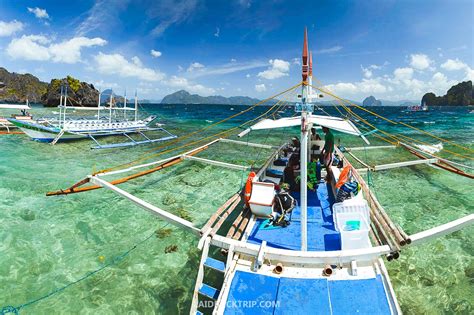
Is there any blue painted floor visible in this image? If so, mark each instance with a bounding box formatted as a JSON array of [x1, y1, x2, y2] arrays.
[[224, 271, 392, 315], [248, 182, 341, 251]]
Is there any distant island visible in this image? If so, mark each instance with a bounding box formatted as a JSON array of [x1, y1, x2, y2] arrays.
[[422, 80, 473, 106], [161, 90, 263, 105]]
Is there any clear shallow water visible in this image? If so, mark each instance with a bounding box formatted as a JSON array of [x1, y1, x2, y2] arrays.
[[0, 104, 473, 314]]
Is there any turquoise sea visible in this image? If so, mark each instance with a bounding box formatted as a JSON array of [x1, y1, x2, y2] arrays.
[[0, 104, 473, 314]]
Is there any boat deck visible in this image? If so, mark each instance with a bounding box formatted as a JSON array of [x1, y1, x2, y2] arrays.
[[247, 182, 341, 251], [224, 270, 392, 314]]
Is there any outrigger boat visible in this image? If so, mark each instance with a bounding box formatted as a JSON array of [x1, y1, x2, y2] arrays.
[[46, 29, 473, 314], [0, 101, 33, 134], [8, 87, 177, 149]]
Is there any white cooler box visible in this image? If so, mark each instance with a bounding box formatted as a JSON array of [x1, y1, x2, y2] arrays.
[[249, 181, 275, 217], [333, 199, 371, 250]]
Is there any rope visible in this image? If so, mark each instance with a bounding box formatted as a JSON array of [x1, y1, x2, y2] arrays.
[[311, 81, 474, 154], [97, 82, 303, 174], [0, 223, 170, 315]]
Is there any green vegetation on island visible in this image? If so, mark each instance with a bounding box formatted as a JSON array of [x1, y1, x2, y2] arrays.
[[422, 81, 473, 106]]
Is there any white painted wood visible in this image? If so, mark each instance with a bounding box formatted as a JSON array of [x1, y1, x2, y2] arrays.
[[98, 138, 221, 177], [219, 138, 277, 149], [409, 214, 474, 245], [374, 158, 438, 171], [210, 234, 392, 264], [357, 158, 438, 173], [348, 145, 396, 151], [254, 241, 267, 271], [190, 236, 211, 314], [183, 155, 250, 171], [89, 176, 200, 235]]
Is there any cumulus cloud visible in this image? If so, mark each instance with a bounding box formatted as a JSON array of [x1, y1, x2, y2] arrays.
[[440, 58, 473, 81], [441, 58, 467, 71], [0, 20, 24, 37], [258, 59, 290, 80], [166, 75, 215, 95], [94, 52, 165, 81], [27, 7, 50, 19], [255, 84, 266, 92], [150, 49, 162, 57], [6, 35, 106, 63], [6, 35, 51, 61], [187, 62, 205, 72], [393, 67, 414, 81], [409, 54, 432, 70]]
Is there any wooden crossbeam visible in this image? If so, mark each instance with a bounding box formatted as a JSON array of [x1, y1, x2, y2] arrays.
[[347, 145, 396, 151], [357, 158, 438, 173], [183, 155, 250, 171]]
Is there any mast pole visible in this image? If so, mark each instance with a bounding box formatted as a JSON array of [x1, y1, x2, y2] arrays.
[[63, 85, 68, 128], [124, 89, 127, 120], [300, 27, 311, 251], [109, 89, 113, 124], [97, 89, 101, 122], [134, 90, 138, 122]]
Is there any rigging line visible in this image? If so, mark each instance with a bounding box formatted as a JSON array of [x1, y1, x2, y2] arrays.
[[395, 133, 474, 162], [96, 82, 303, 174], [311, 81, 474, 154], [249, 89, 299, 167], [0, 223, 170, 315], [99, 85, 302, 174]]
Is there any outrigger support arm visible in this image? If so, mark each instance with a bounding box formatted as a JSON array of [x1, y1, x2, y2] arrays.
[[409, 214, 474, 245], [90, 175, 200, 235]]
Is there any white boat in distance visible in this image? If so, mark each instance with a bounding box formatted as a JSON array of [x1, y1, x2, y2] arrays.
[[8, 87, 177, 149]]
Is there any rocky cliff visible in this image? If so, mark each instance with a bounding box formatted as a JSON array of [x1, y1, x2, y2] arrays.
[[42, 76, 99, 107], [362, 95, 382, 106], [0, 67, 48, 103], [422, 81, 473, 106], [161, 90, 262, 105]]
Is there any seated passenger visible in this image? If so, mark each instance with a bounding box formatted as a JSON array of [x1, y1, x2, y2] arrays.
[[283, 160, 300, 192]]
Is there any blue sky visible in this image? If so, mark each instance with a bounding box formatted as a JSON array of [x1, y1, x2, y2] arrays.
[[0, 0, 472, 101]]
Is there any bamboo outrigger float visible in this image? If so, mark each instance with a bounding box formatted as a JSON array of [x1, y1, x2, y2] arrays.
[[46, 29, 473, 314]]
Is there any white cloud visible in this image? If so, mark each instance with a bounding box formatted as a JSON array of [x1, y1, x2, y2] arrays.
[[324, 82, 357, 95], [440, 58, 473, 81], [150, 0, 198, 37], [94, 52, 165, 81], [150, 49, 162, 57], [317, 46, 342, 54], [6, 35, 106, 63], [441, 58, 467, 71], [292, 58, 301, 65], [49, 37, 107, 63], [393, 67, 414, 81], [361, 66, 373, 79], [409, 54, 432, 70], [246, 74, 251, 78], [187, 60, 266, 78], [6, 35, 51, 61], [258, 59, 290, 80], [255, 84, 266, 92], [214, 27, 220, 37], [27, 7, 50, 19], [166, 75, 215, 95], [187, 62, 205, 72], [0, 20, 24, 37]]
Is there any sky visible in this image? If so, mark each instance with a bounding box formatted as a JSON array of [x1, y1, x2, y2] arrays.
[[0, 0, 472, 101]]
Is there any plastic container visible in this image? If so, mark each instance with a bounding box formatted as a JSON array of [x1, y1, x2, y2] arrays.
[[335, 212, 370, 250]]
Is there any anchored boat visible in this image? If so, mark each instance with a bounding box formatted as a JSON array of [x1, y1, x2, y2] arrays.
[[0, 101, 33, 134], [46, 29, 473, 314], [8, 87, 177, 149]]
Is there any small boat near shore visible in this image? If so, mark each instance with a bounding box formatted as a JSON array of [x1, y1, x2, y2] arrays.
[[8, 87, 177, 149], [406, 101, 428, 112]]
